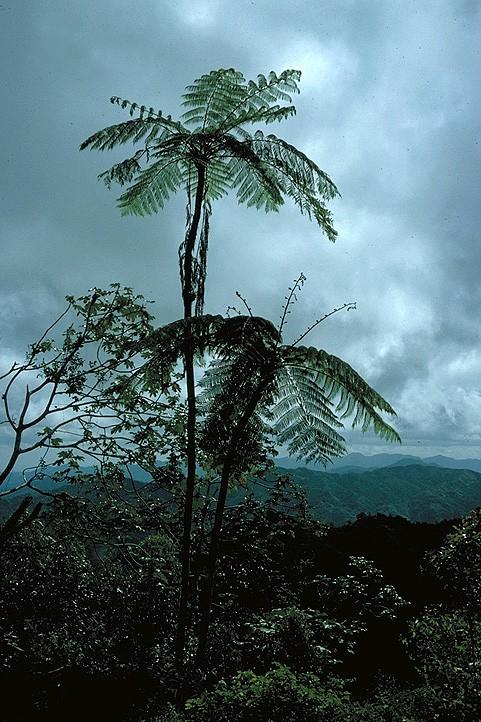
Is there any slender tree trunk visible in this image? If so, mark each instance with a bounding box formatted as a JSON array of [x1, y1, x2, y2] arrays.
[[174, 163, 206, 678], [195, 378, 269, 666]]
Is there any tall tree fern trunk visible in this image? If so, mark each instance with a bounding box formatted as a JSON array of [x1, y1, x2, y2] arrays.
[[175, 163, 206, 677], [195, 379, 269, 666]]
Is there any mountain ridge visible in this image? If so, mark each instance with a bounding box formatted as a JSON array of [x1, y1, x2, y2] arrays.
[[275, 452, 481, 474]]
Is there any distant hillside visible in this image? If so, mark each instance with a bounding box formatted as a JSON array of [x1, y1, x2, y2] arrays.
[[275, 452, 413, 472], [275, 464, 481, 524], [4, 457, 481, 527], [275, 452, 481, 474]]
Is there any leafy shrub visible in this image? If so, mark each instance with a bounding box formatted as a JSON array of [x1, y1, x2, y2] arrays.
[[407, 610, 481, 721], [310, 556, 406, 624], [184, 665, 350, 722], [427, 508, 481, 613], [242, 607, 356, 676]]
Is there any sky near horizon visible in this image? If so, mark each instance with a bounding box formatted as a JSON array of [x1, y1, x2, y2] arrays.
[[1, 0, 481, 465]]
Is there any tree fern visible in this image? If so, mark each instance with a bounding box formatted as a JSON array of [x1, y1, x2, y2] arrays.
[[81, 67, 341, 675], [198, 332, 400, 469], [113, 309, 400, 667], [81, 67, 339, 311], [193, 307, 400, 665]]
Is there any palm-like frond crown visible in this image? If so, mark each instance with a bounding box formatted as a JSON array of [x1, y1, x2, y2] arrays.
[[199, 329, 400, 469], [115, 311, 398, 471], [127, 313, 279, 392], [80, 68, 339, 240]]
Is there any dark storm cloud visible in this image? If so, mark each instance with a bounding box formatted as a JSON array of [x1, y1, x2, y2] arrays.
[[1, 0, 480, 465]]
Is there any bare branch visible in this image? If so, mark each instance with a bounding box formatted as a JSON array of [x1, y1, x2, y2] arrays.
[[292, 301, 356, 346], [235, 291, 254, 318], [278, 273, 306, 336]]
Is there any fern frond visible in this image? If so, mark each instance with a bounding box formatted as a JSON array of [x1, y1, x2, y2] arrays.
[[181, 68, 246, 131], [217, 68, 301, 134], [221, 135, 283, 210], [274, 376, 340, 429], [115, 151, 191, 215], [250, 131, 340, 241], [268, 364, 345, 463], [98, 151, 145, 189], [80, 118, 162, 152], [199, 356, 276, 470], [204, 157, 233, 200], [110, 95, 186, 133], [281, 346, 401, 444], [80, 101, 187, 154], [280, 423, 346, 463]]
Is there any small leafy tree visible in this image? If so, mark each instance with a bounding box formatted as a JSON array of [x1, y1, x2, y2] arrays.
[[242, 607, 357, 678], [428, 508, 481, 615], [0, 286, 178, 545], [0, 512, 179, 721], [407, 611, 481, 721]]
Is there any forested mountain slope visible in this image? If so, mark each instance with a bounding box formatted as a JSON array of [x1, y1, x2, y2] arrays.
[[273, 464, 481, 524]]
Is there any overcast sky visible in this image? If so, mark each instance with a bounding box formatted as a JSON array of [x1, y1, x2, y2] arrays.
[[1, 0, 480, 465]]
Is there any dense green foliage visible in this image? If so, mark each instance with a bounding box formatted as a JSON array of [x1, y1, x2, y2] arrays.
[[183, 666, 350, 722], [1, 479, 480, 721]]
